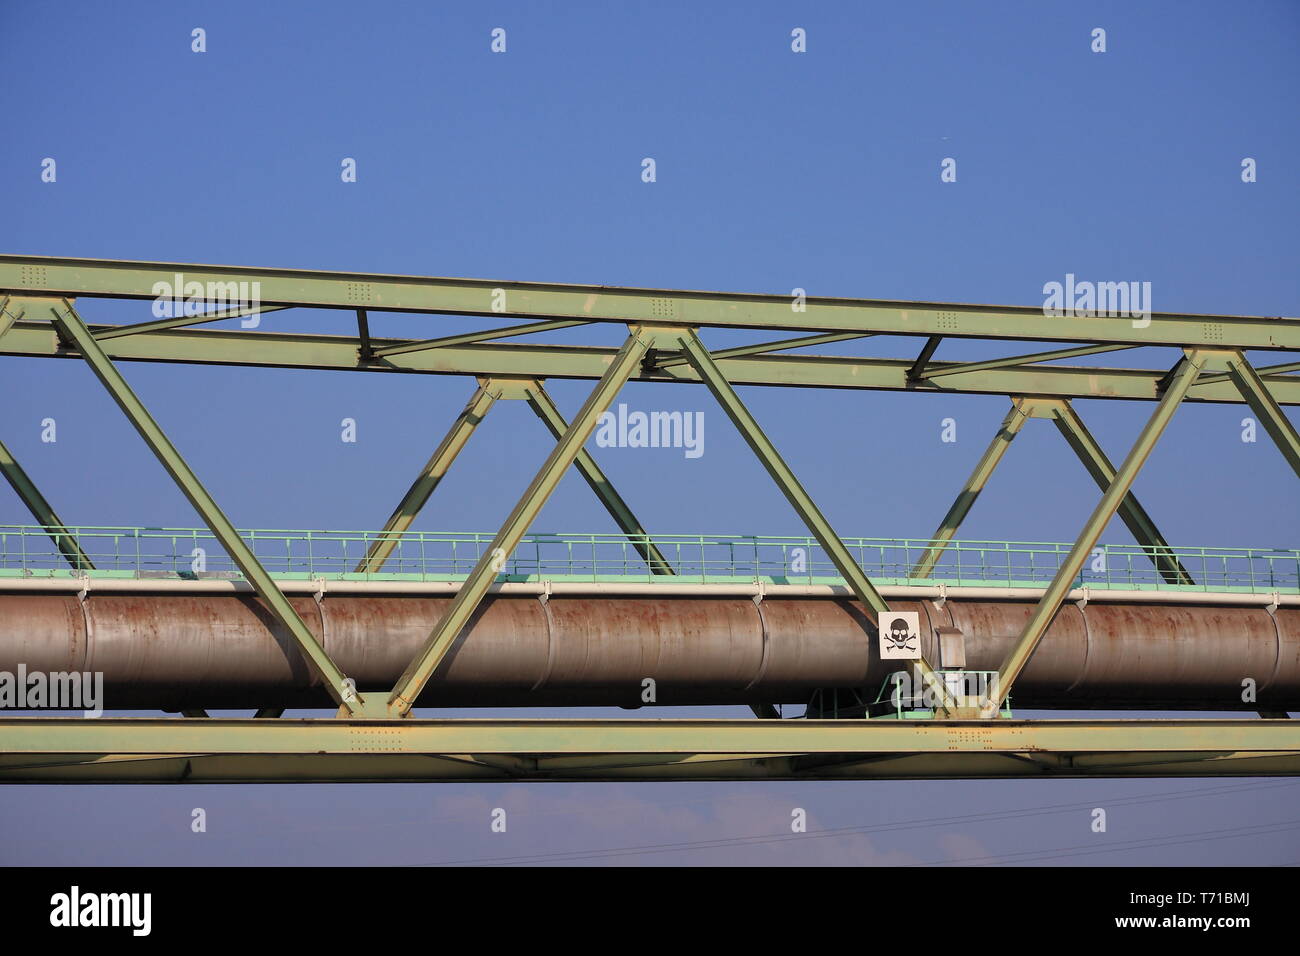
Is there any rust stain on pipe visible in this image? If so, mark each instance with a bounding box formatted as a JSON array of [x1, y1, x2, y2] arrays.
[[0, 593, 1295, 711]]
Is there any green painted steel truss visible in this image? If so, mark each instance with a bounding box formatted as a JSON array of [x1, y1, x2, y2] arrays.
[[0, 256, 1297, 781]]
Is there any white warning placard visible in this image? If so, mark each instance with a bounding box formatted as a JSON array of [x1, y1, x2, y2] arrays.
[[879, 611, 921, 660]]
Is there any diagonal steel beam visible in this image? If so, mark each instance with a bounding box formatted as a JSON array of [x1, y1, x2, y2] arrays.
[[354, 382, 501, 573], [371, 319, 590, 359], [521, 380, 675, 575], [919, 344, 1135, 380], [93, 304, 288, 340], [1196, 359, 1300, 386], [653, 332, 875, 369], [1224, 351, 1300, 478], [0, 296, 14, 338], [1048, 400, 1194, 584], [911, 400, 1033, 577], [982, 352, 1210, 716], [913, 397, 1197, 584], [675, 329, 888, 610], [357, 375, 675, 576], [0, 296, 94, 569], [674, 328, 956, 714], [386, 329, 654, 717], [47, 299, 358, 712], [0, 438, 94, 570]]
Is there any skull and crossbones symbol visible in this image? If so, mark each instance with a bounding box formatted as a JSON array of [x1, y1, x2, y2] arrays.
[[883, 616, 918, 652]]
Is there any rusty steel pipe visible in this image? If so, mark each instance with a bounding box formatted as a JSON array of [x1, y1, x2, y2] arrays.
[[0, 592, 1295, 711]]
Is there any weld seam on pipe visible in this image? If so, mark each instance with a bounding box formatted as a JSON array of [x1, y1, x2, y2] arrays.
[[530, 594, 557, 693], [1263, 602, 1284, 696], [743, 596, 772, 692], [1065, 602, 1093, 695]]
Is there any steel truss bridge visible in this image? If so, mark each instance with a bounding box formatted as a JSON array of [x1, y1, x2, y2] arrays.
[[0, 254, 1297, 783]]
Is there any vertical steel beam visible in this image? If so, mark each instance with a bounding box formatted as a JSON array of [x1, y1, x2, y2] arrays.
[[675, 329, 955, 714], [522, 381, 675, 575], [387, 329, 653, 717], [906, 336, 943, 381], [355, 382, 501, 573], [356, 309, 373, 361], [0, 438, 95, 570], [911, 401, 1031, 577], [983, 352, 1209, 715], [47, 300, 357, 712], [1225, 352, 1300, 478]]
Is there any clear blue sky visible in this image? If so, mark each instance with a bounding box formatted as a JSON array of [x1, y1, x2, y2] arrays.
[[0, 0, 1297, 866]]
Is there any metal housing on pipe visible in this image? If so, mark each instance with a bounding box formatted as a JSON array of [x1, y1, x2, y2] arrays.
[[1, 591, 1295, 712]]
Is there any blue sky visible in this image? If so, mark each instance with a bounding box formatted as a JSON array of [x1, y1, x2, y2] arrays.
[[0, 0, 1297, 865]]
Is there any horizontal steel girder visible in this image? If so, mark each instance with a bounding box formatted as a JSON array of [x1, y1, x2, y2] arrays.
[[0, 718, 1296, 782], [2, 255, 1296, 349], [1, 321, 1297, 405]]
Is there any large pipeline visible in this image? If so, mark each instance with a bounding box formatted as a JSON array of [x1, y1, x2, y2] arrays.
[[1, 584, 1296, 711]]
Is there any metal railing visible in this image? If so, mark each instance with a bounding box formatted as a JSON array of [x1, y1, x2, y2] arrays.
[[0, 525, 1296, 593]]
